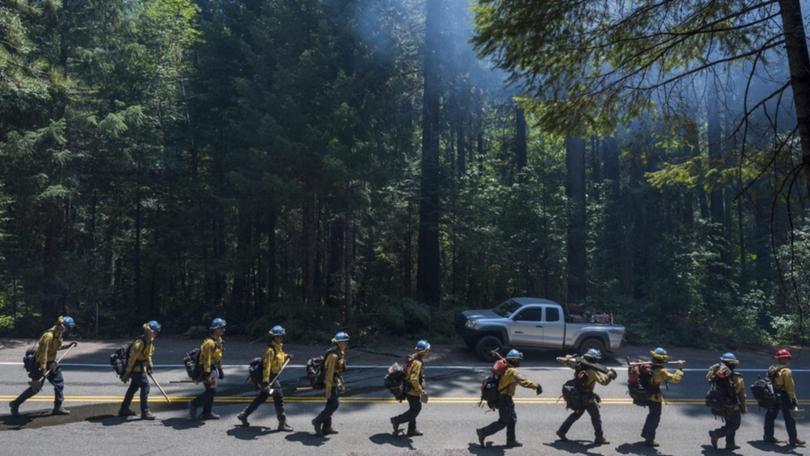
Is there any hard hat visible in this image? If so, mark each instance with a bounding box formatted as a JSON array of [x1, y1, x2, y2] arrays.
[[146, 320, 162, 332], [583, 348, 602, 361], [269, 325, 286, 337], [650, 347, 669, 362], [775, 348, 792, 360], [209, 317, 227, 330], [60, 316, 76, 329], [415, 340, 431, 352], [506, 349, 523, 360], [332, 331, 350, 343], [720, 352, 738, 366]]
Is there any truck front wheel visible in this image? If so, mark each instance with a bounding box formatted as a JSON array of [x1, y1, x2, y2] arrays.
[[475, 335, 503, 362]]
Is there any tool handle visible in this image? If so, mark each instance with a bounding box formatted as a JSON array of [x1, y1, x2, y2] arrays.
[[148, 372, 172, 404]]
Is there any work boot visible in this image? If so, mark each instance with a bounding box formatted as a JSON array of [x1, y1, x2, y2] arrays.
[[277, 418, 293, 432], [506, 441, 523, 448], [188, 402, 198, 420], [644, 440, 659, 447], [476, 428, 486, 448], [117, 408, 136, 418], [141, 410, 156, 420], [763, 436, 779, 444], [789, 440, 806, 447], [594, 435, 609, 445], [200, 412, 220, 420], [556, 430, 568, 442], [390, 417, 400, 436], [52, 407, 70, 416], [237, 412, 250, 427], [709, 431, 719, 450], [322, 427, 338, 435], [9, 401, 19, 417], [726, 444, 740, 451], [312, 419, 323, 437], [407, 429, 424, 437]]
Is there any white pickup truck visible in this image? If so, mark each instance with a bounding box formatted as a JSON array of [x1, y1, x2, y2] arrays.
[[456, 297, 626, 361]]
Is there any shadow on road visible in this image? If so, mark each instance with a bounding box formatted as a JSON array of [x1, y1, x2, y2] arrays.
[[85, 414, 129, 426], [226, 425, 276, 440], [747, 440, 803, 455], [699, 444, 743, 455], [543, 440, 601, 455], [466, 442, 505, 455], [0, 412, 40, 429], [368, 432, 414, 449], [285, 430, 327, 447], [161, 417, 204, 430], [614, 441, 674, 456]]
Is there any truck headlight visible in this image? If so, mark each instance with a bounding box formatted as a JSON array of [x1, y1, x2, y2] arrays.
[[465, 320, 480, 330]]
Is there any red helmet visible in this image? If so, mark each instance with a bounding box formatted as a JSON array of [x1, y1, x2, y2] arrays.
[[775, 348, 792, 360]]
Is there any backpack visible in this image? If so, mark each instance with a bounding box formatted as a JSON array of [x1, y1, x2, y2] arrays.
[[183, 348, 202, 381], [248, 357, 264, 385], [384, 362, 407, 401], [627, 362, 655, 406], [22, 348, 37, 374], [480, 359, 509, 409], [706, 375, 739, 417], [750, 373, 779, 409], [307, 348, 340, 390], [480, 374, 501, 410], [110, 336, 145, 379], [562, 368, 592, 410]]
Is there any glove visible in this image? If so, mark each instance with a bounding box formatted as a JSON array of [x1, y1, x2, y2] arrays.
[[218, 369, 225, 380], [146, 367, 153, 375], [261, 381, 270, 390], [121, 373, 130, 383], [535, 385, 543, 395], [608, 369, 617, 380], [420, 392, 429, 404]]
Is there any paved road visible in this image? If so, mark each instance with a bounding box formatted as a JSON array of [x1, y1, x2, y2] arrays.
[[0, 339, 807, 455]]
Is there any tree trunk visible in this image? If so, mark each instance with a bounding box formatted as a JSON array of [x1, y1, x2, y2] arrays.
[[778, 0, 810, 199], [707, 88, 724, 225], [515, 106, 527, 171], [302, 194, 318, 307], [565, 136, 587, 305], [416, 0, 442, 306]]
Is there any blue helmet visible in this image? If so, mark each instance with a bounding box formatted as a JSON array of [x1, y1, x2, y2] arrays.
[[651, 347, 669, 362], [506, 349, 523, 360], [720, 352, 738, 366], [333, 331, 350, 343], [583, 348, 602, 361], [415, 340, 431, 352], [209, 317, 226, 331], [60, 316, 76, 330], [269, 325, 286, 337], [146, 320, 161, 332]]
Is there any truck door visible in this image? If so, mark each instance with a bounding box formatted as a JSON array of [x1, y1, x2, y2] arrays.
[[509, 306, 544, 346], [542, 305, 566, 348]]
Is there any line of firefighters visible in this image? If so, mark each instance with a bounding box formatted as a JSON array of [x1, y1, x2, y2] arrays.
[[6, 316, 806, 451]]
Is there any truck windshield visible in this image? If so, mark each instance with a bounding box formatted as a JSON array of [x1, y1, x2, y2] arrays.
[[493, 300, 522, 318]]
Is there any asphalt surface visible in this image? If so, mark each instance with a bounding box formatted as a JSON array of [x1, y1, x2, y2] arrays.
[[0, 338, 807, 455]]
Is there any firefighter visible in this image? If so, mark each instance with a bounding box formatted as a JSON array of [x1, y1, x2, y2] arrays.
[[118, 320, 161, 420], [641, 347, 683, 447], [9, 316, 78, 417], [312, 331, 349, 437], [707, 353, 746, 450], [476, 349, 543, 448], [556, 348, 617, 445], [189, 317, 225, 420], [390, 340, 430, 437], [764, 349, 805, 447], [237, 325, 293, 431]]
